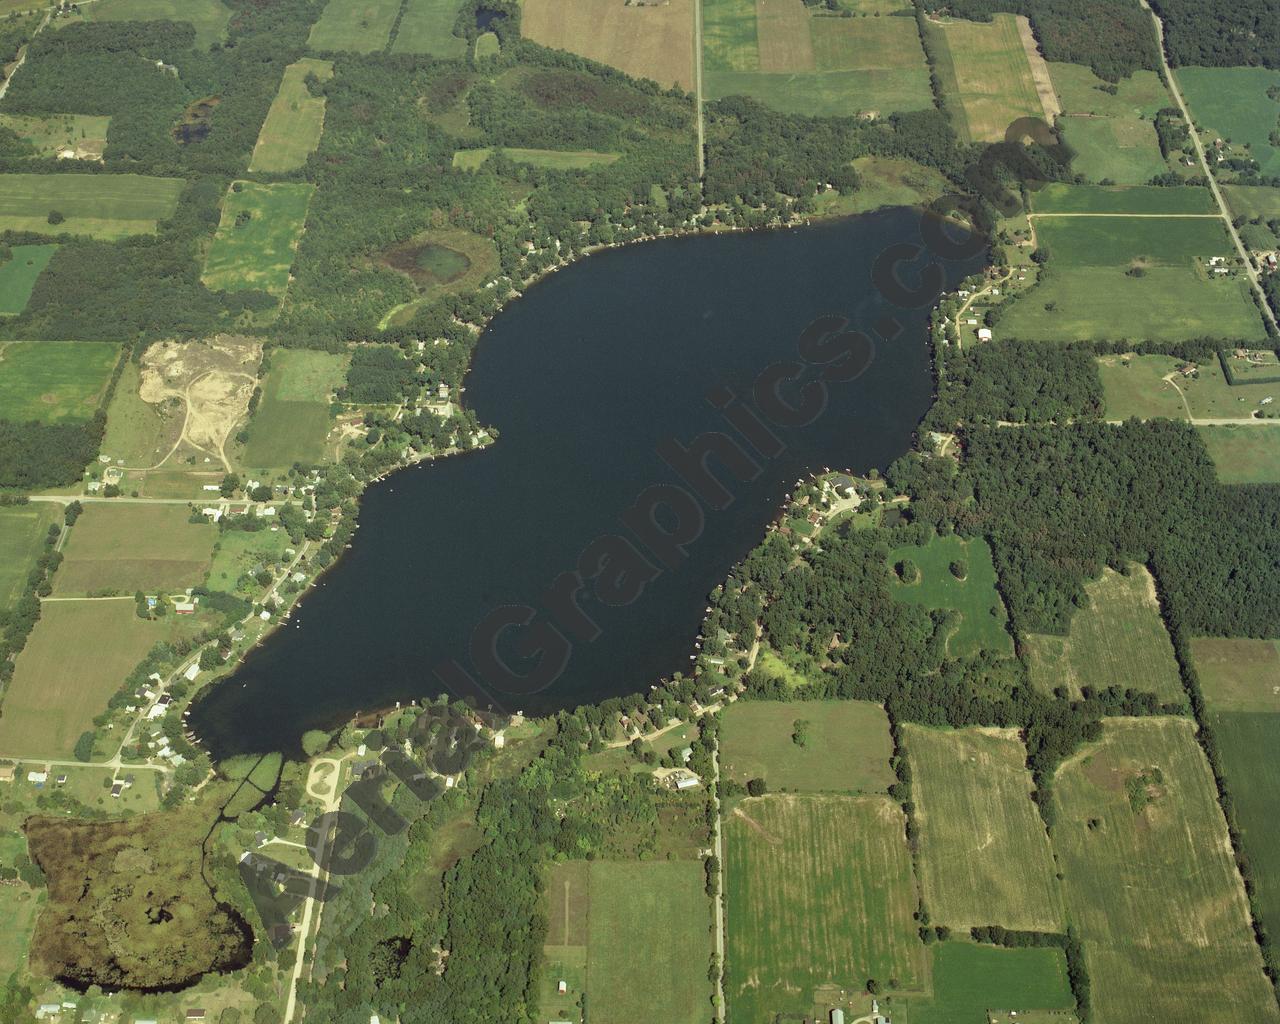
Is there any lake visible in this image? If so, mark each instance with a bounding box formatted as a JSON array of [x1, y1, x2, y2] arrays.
[[189, 208, 985, 758]]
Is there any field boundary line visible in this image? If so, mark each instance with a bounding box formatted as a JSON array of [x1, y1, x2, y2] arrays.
[[695, 0, 705, 179]]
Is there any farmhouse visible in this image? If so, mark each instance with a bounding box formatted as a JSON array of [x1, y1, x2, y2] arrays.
[[0, 764, 14, 783], [977, 327, 993, 342]]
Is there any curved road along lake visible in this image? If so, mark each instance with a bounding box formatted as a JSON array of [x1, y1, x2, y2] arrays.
[[190, 208, 985, 758]]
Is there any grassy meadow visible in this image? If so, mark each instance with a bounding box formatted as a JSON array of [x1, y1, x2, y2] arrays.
[[718, 699, 894, 794], [54, 504, 216, 596], [813, 155, 951, 216], [249, 59, 334, 174], [1052, 717, 1276, 1024], [0, 244, 57, 316], [1099, 353, 1280, 421], [1048, 63, 1171, 184], [100, 360, 181, 467], [887, 533, 1012, 656], [0, 503, 59, 613], [64, 0, 231, 47], [202, 182, 314, 298], [1177, 66, 1280, 178], [904, 725, 1064, 932], [901, 941, 1075, 1023], [543, 859, 710, 1024], [725, 794, 926, 1021], [1198, 425, 1280, 482], [205, 529, 291, 594], [0, 602, 182, 756], [925, 13, 1043, 142], [0, 174, 184, 239], [1025, 566, 1185, 703], [451, 147, 621, 171], [307, 0, 404, 52], [1194, 637, 1280, 938], [391, 0, 469, 57], [240, 349, 347, 471], [0, 113, 110, 160], [0, 341, 118, 424]]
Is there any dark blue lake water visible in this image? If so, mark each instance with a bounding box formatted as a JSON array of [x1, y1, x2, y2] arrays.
[[189, 208, 984, 758]]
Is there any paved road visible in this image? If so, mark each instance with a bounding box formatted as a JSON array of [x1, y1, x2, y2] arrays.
[[284, 754, 350, 1024], [1141, 0, 1278, 335], [30, 494, 205, 505]]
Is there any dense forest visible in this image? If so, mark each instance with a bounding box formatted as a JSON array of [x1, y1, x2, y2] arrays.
[[0, 415, 105, 489], [926, 340, 1104, 426], [1148, 0, 1280, 68]]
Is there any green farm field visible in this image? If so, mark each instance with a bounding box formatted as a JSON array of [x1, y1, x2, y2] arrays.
[[451, 147, 621, 171], [1223, 185, 1280, 221], [1192, 637, 1280, 714], [0, 244, 57, 316], [0, 601, 187, 757], [1198, 425, 1280, 482], [240, 349, 346, 471], [725, 794, 926, 1022], [1059, 116, 1167, 185], [0, 113, 110, 160], [719, 699, 894, 794], [904, 725, 1064, 931], [308, 0, 400, 53], [900, 941, 1075, 1023], [1177, 66, 1280, 178], [1099, 353, 1280, 421], [924, 13, 1043, 142], [0, 174, 184, 239], [54, 503, 216, 596], [202, 182, 314, 298], [390, 0, 469, 57], [1024, 565, 1185, 702], [1029, 183, 1215, 215], [1003, 215, 1264, 341], [0, 503, 59, 613], [1053, 717, 1277, 1024], [703, 0, 932, 116], [0, 341, 119, 424], [887, 533, 1011, 656], [543, 859, 710, 1024], [249, 59, 334, 174], [1029, 212, 1229, 261], [63, 0, 231, 46], [1194, 637, 1280, 936]]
